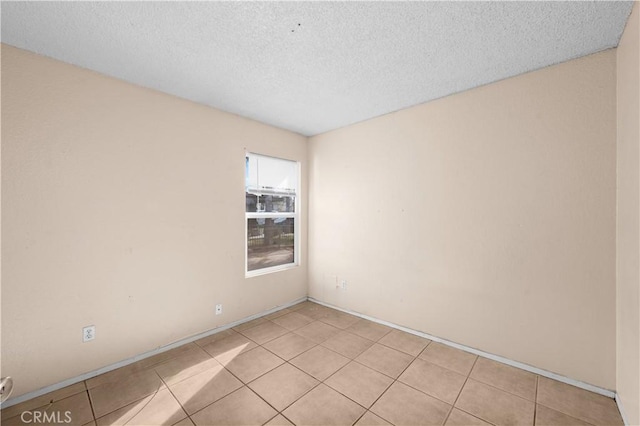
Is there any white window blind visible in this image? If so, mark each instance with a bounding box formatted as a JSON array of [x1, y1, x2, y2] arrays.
[[246, 153, 298, 196]]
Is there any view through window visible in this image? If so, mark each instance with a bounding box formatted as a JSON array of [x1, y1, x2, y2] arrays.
[[245, 153, 298, 274]]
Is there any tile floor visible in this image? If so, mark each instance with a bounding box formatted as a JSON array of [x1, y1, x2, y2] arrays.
[[1, 302, 624, 426]]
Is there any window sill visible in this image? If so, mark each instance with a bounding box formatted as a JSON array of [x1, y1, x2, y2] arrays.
[[245, 263, 298, 278]]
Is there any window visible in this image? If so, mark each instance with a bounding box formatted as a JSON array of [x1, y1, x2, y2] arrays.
[[245, 153, 299, 275]]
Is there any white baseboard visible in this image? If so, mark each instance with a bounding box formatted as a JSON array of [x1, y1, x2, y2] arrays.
[[1, 297, 306, 409], [308, 297, 617, 400], [615, 393, 630, 426], [6, 295, 624, 423]]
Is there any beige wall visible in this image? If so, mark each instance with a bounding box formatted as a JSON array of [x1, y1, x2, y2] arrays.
[[1, 23, 631, 403], [616, 2, 640, 424], [309, 50, 617, 389], [1, 44, 308, 398]]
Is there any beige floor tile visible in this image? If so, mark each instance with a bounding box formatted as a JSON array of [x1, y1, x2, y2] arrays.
[[233, 317, 268, 332], [271, 312, 314, 331], [371, 381, 451, 425], [200, 332, 257, 365], [172, 418, 195, 426], [154, 347, 220, 386], [282, 383, 366, 426], [536, 377, 622, 426], [295, 303, 332, 320], [456, 379, 535, 425], [89, 369, 165, 418], [355, 411, 392, 425], [86, 344, 201, 390], [239, 321, 289, 345], [85, 362, 149, 390], [194, 328, 239, 347], [2, 412, 32, 425], [535, 404, 593, 426], [294, 321, 341, 343], [347, 320, 392, 342], [3, 391, 94, 426], [321, 331, 374, 359], [399, 358, 466, 404], [288, 301, 313, 311], [138, 343, 202, 370], [264, 308, 292, 320], [264, 414, 294, 425], [190, 387, 276, 426], [470, 357, 537, 401], [318, 311, 361, 329], [15, 305, 624, 426], [355, 343, 414, 378], [419, 342, 478, 376], [169, 364, 243, 415], [445, 408, 492, 425], [224, 346, 284, 383], [262, 332, 317, 360], [378, 329, 431, 356], [1, 382, 87, 421], [325, 361, 393, 408], [96, 388, 186, 426], [290, 345, 350, 381], [248, 363, 319, 411]]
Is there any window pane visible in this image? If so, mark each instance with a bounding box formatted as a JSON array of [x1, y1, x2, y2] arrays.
[[247, 218, 295, 271], [246, 193, 295, 213]]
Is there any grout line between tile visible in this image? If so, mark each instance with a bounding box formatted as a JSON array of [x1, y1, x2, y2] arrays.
[[348, 344, 413, 382], [172, 354, 253, 419], [279, 341, 321, 363], [262, 340, 320, 363], [534, 402, 599, 426], [533, 375, 539, 425], [175, 415, 195, 426], [95, 377, 164, 425], [317, 373, 368, 412], [85, 385, 98, 423], [464, 376, 539, 404], [8, 302, 612, 426], [351, 411, 368, 426], [442, 355, 480, 425], [236, 350, 287, 384], [394, 364, 469, 409], [374, 338, 431, 358], [278, 409, 298, 426], [243, 381, 283, 418], [453, 407, 499, 426], [359, 345, 422, 426], [266, 333, 378, 422], [262, 412, 280, 425], [274, 361, 323, 413], [312, 370, 376, 424], [310, 298, 617, 399], [159, 371, 192, 425], [186, 380, 246, 419]]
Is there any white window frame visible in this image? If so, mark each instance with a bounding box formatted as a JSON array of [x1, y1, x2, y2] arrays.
[[245, 153, 300, 277]]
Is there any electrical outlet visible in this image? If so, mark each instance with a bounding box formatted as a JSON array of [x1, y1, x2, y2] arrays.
[[341, 280, 347, 290], [0, 377, 14, 403], [83, 325, 96, 342], [215, 304, 223, 315]]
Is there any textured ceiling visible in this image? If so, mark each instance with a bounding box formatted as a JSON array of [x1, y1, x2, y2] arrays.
[[1, 1, 634, 136]]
